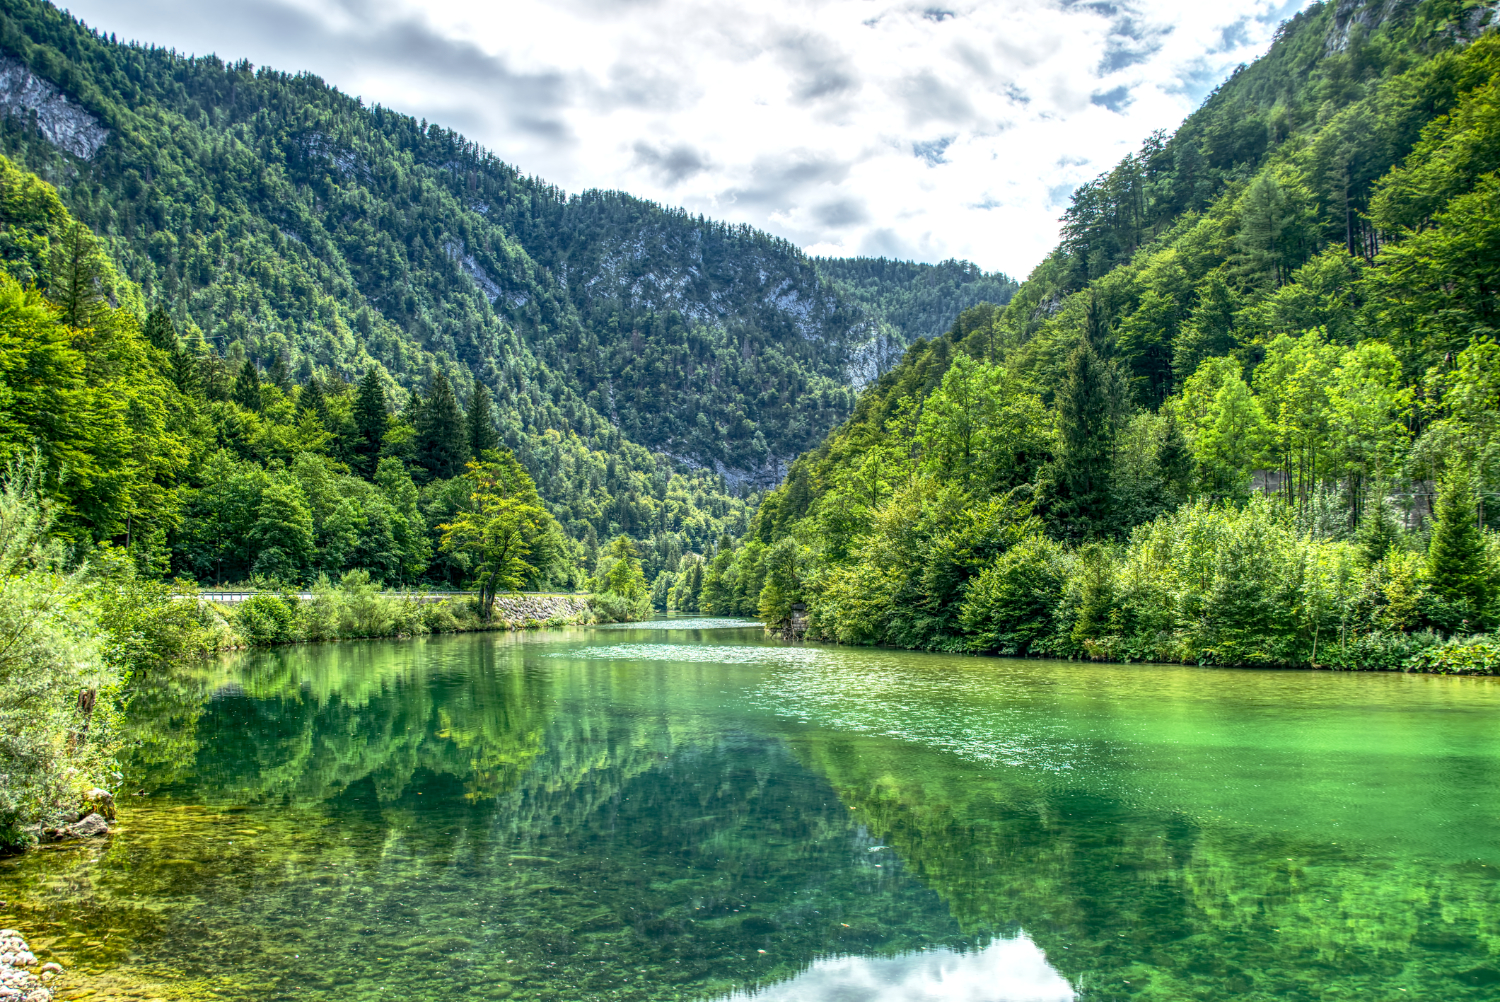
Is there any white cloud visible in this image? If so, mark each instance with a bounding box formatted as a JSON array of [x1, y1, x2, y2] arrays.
[[71, 0, 1311, 278], [723, 933, 1077, 1001]]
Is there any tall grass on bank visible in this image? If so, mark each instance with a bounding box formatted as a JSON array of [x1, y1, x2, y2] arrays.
[[224, 571, 486, 646]]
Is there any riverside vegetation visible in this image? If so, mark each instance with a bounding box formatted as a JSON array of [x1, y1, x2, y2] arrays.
[[699, 0, 1500, 675], [1, 0, 1499, 850]]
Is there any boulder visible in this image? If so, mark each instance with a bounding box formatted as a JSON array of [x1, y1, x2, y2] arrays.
[[81, 788, 115, 821], [65, 813, 108, 838]]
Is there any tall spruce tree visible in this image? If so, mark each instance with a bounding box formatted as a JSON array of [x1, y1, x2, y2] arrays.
[[468, 381, 499, 458], [143, 306, 177, 352], [173, 327, 205, 398], [1357, 488, 1400, 566], [232, 360, 262, 412], [267, 353, 293, 395], [1048, 341, 1121, 539], [1426, 465, 1489, 615], [1156, 409, 1193, 501], [353, 368, 389, 476], [416, 371, 469, 480], [298, 373, 328, 422]]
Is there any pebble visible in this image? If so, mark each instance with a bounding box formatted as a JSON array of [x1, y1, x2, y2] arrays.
[[0, 932, 51, 1002]]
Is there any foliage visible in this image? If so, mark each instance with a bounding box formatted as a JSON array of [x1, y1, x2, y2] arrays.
[[588, 535, 651, 623], [1405, 638, 1500, 674], [1424, 464, 1489, 627], [221, 573, 480, 646], [439, 455, 561, 620], [814, 257, 1018, 346], [693, 1, 1500, 670]]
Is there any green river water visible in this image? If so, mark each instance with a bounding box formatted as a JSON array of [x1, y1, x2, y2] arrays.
[[3, 621, 1500, 1001]]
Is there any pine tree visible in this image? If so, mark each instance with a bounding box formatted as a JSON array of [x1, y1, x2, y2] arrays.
[[173, 327, 206, 398], [468, 381, 499, 458], [1048, 341, 1120, 539], [298, 373, 328, 422], [353, 368, 389, 475], [49, 222, 104, 328], [1426, 465, 1489, 613], [232, 360, 262, 412], [780, 465, 812, 526], [1172, 272, 1239, 384], [1156, 409, 1193, 501], [1357, 488, 1400, 566], [143, 306, 177, 352], [267, 353, 293, 395], [415, 371, 468, 480]]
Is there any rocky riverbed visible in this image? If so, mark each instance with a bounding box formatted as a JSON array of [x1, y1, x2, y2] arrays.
[[0, 929, 56, 1002]]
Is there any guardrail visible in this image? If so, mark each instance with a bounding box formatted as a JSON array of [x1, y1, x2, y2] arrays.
[[196, 590, 481, 605], [191, 590, 588, 605]]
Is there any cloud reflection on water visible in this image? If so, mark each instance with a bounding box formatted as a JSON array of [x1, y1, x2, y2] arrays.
[[725, 935, 1075, 1002]]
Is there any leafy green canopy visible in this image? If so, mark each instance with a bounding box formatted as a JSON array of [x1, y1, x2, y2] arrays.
[[692, 0, 1500, 666]]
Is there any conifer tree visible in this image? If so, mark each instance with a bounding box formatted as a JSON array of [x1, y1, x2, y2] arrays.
[[267, 353, 293, 395], [1426, 465, 1488, 613], [1156, 409, 1193, 501], [232, 360, 262, 412], [49, 222, 104, 328], [468, 381, 499, 458], [1048, 341, 1120, 538], [173, 327, 206, 398], [353, 369, 389, 475], [298, 373, 328, 422], [415, 371, 468, 480], [143, 306, 177, 352], [1357, 488, 1400, 566]]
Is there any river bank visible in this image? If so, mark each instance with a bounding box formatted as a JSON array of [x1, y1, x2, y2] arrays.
[[768, 616, 1500, 675], [199, 585, 594, 649], [0, 929, 54, 1002]]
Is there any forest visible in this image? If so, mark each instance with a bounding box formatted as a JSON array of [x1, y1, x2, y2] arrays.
[[3, 0, 1500, 848], [702, 0, 1500, 674]]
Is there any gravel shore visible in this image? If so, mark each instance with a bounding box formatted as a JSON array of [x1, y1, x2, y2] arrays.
[[0, 930, 55, 1002]]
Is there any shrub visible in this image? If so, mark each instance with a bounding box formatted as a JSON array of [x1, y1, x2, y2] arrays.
[[1406, 637, 1500, 674], [0, 469, 121, 848], [589, 590, 651, 624], [421, 601, 462, 634], [960, 535, 1066, 655], [233, 593, 301, 645]]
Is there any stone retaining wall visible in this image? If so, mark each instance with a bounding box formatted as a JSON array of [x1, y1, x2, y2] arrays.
[[491, 594, 591, 627]]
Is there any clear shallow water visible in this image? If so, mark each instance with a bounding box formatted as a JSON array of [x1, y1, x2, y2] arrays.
[[3, 627, 1500, 1001]]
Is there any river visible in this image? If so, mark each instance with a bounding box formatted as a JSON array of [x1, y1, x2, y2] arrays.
[[2, 621, 1499, 1001]]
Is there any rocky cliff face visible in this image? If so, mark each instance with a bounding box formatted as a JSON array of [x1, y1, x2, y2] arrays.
[[0, 56, 107, 159]]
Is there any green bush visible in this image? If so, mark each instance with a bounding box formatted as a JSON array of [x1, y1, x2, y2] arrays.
[[233, 593, 302, 645], [421, 601, 463, 634], [1315, 630, 1442, 671], [589, 590, 652, 624], [1406, 638, 1500, 675], [960, 535, 1066, 655], [0, 471, 122, 848]]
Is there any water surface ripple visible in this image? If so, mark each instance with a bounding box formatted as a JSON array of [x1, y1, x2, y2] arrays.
[[1, 626, 1497, 1002]]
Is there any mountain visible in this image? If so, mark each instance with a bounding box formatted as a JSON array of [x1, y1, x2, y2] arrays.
[[0, 0, 1012, 492], [814, 256, 1018, 364], [702, 0, 1500, 665]]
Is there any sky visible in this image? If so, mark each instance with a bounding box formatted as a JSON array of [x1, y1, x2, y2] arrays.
[[68, 0, 1310, 279]]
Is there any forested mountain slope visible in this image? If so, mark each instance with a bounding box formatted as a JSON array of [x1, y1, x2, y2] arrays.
[[702, 0, 1500, 669], [814, 256, 1018, 360], [0, 0, 1010, 488], [0, 0, 1017, 592]]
